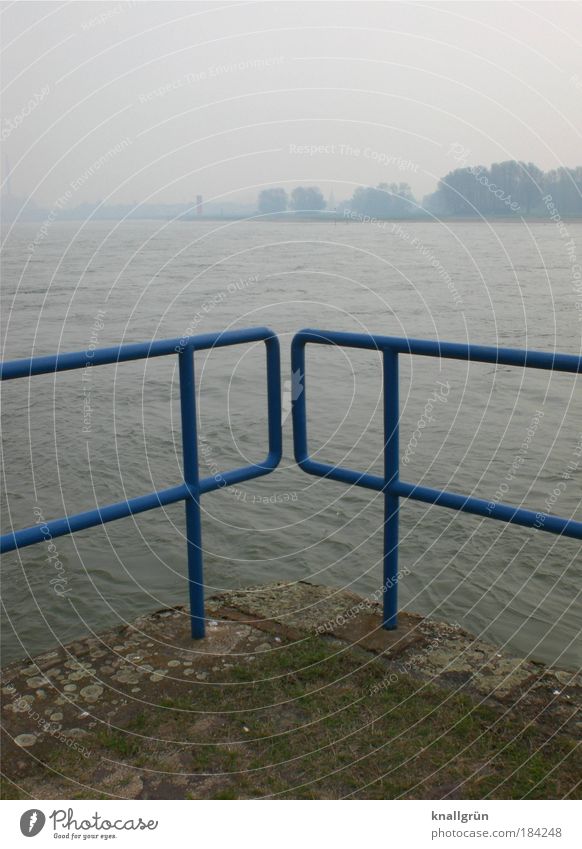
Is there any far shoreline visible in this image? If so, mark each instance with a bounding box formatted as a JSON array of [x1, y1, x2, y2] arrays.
[[177, 214, 582, 224]]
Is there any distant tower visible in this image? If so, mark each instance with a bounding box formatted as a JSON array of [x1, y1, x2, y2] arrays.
[[328, 190, 336, 211], [195, 195, 203, 215], [3, 154, 13, 197]]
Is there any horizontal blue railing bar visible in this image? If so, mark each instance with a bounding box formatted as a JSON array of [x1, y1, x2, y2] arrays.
[[290, 462, 582, 539], [292, 328, 582, 373], [393, 481, 582, 539], [0, 327, 276, 380], [1, 327, 282, 638], [1, 484, 190, 554], [295, 457, 385, 492], [198, 452, 281, 494], [291, 328, 582, 630], [1, 443, 284, 554]]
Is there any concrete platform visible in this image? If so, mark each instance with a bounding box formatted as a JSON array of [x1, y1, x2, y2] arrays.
[[2, 582, 580, 799]]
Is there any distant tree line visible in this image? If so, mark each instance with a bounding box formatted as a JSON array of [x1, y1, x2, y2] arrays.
[[257, 182, 416, 217], [258, 186, 326, 214], [343, 182, 416, 217], [258, 162, 582, 219], [424, 162, 582, 217]]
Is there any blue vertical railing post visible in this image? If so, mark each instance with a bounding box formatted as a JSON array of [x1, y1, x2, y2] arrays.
[[179, 343, 205, 639], [382, 348, 399, 630]]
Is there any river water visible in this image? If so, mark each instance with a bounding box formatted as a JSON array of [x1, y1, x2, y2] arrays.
[[1, 218, 581, 668]]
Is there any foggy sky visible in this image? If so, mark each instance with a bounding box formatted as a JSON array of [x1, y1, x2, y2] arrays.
[[1, 1, 581, 210]]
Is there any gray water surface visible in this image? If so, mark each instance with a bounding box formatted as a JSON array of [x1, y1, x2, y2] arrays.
[[1, 219, 581, 668]]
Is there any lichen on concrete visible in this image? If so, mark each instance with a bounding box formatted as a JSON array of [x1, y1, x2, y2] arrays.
[[1, 582, 580, 800]]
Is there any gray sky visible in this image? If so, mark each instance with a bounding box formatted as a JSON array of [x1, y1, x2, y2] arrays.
[[1, 1, 581, 209]]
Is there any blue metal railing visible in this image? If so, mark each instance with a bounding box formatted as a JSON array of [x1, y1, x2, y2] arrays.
[[0, 327, 282, 638], [291, 328, 582, 631], [2, 326, 580, 641]]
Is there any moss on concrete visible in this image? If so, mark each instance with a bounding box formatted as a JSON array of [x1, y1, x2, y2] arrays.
[[2, 582, 580, 799]]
